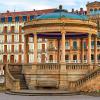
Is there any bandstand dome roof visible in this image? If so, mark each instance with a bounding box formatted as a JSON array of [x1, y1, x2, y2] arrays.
[[36, 9, 88, 20]]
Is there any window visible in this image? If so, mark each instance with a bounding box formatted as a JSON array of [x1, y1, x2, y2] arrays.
[[91, 41, 94, 49], [73, 54, 77, 60], [29, 37, 33, 42], [22, 16, 27, 21], [29, 44, 34, 51], [91, 54, 94, 60], [14, 44, 19, 52], [83, 41, 86, 49], [7, 44, 11, 52], [1, 17, 5, 23], [94, 8, 97, 11], [65, 55, 69, 60], [7, 35, 12, 43], [73, 41, 77, 49], [15, 16, 19, 22], [97, 54, 100, 60], [0, 36, 4, 43], [49, 42, 53, 48], [11, 26, 15, 32], [14, 34, 19, 42], [14, 55, 18, 63], [30, 15, 34, 21], [8, 17, 12, 22], [90, 9, 93, 12], [0, 45, 4, 52], [29, 54, 34, 63], [65, 41, 70, 49], [3, 26, 7, 33]]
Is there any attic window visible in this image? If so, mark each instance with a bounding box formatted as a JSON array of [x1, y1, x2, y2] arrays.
[[8, 17, 12, 22]]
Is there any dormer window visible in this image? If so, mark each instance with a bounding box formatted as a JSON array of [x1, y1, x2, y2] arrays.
[[30, 15, 34, 21], [15, 16, 19, 22], [1, 17, 5, 23], [8, 17, 12, 22], [22, 16, 27, 21]]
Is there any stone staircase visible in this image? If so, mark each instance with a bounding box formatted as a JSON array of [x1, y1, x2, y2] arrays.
[[8, 64, 28, 90], [70, 67, 100, 92]]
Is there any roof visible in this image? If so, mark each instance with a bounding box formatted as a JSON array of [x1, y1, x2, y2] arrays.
[[86, 1, 100, 6], [36, 10, 88, 20], [0, 9, 56, 17]]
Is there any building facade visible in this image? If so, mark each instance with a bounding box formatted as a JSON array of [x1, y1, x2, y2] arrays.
[[0, 1, 100, 92]]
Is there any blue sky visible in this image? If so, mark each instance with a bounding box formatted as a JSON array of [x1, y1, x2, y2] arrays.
[[0, 0, 99, 12]]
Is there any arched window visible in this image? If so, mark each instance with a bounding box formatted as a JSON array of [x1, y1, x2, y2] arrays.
[[73, 41, 77, 49], [94, 8, 97, 11], [90, 9, 93, 12]]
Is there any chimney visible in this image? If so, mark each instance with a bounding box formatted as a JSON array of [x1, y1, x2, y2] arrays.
[[59, 5, 63, 10], [80, 8, 83, 11], [7, 10, 10, 13], [72, 8, 74, 13]]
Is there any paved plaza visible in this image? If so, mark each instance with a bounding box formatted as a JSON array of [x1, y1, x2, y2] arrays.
[[0, 93, 99, 100]]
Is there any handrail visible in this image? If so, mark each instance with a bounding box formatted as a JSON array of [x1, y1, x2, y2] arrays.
[[69, 67, 100, 90]]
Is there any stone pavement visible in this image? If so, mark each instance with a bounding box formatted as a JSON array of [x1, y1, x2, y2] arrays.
[[0, 93, 100, 100]]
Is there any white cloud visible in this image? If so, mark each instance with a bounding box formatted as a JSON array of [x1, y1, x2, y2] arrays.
[[0, 0, 97, 12]]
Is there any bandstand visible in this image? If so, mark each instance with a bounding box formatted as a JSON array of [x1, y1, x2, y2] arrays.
[[5, 7, 100, 92]]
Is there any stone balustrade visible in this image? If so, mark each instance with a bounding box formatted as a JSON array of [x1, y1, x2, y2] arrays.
[[66, 64, 89, 70], [37, 63, 60, 70]]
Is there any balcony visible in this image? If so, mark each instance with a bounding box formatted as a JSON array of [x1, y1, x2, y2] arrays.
[[28, 49, 34, 53], [65, 60, 87, 63], [47, 46, 57, 51], [38, 49, 46, 53], [65, 46, 70, 50]]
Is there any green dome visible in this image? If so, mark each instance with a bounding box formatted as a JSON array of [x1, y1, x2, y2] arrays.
[[36, 10, 88, 20]]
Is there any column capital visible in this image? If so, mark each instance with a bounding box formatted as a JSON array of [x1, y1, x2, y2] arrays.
[[61, 30, 66, 34]]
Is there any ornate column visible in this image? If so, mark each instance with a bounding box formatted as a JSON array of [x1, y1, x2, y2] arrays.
[[81, 39, 84, 63], [24, 35, 28, 63], [61, 30, 66, 63], [94, 35, 97, 64], [34, 33, 38, 63], [59, 30, 68, 90], [88, 34, 91, 64]]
